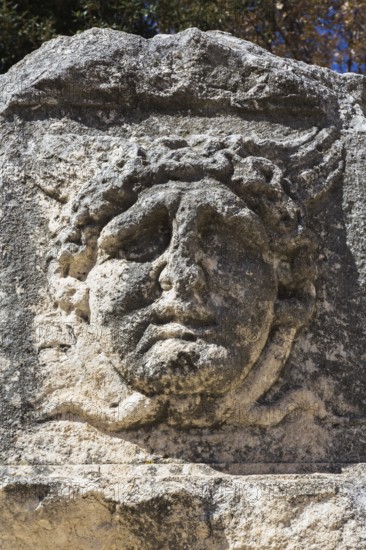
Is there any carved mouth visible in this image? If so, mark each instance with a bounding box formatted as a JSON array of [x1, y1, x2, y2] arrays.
[[137, 322, 214, 353]]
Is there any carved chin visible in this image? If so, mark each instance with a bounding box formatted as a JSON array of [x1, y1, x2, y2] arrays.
[[120, 338, 247, 396]]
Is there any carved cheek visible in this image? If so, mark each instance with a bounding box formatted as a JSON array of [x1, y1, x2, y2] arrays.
[[87, 260, 157, 324], [204, 256, 277, 339], [238, 266, 277, 343]]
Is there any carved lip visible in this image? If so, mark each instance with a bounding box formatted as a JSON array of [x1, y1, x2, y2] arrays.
[[137, 322, 214, 353]]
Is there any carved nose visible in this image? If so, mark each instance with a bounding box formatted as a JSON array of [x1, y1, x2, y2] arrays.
[[159, 258, 206, 294]]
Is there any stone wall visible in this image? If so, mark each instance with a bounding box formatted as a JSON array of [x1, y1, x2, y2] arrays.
[[1, 28, 366, 548]]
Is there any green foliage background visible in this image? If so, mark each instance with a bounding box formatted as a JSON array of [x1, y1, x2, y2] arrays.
[[1, 0, 366, 73]]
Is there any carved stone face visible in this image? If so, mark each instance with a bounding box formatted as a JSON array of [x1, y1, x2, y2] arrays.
[[87, 179, 277, 396], [44, 131, 324, 429], [22, 29, 342, 433]]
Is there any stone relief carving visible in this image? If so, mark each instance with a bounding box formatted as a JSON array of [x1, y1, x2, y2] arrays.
[[4, 29, 366, 548], [34, 128, 343, 430]]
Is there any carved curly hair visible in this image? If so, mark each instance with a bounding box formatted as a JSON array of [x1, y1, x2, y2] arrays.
[[48, 129, 343, 325]]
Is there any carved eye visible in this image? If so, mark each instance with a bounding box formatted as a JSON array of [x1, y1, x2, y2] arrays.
[[198, 213, 265, 273], [117, 222, 171, 263]]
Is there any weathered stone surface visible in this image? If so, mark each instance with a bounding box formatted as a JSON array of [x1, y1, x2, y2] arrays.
[[2, 465, 366, 549], [1, 27, 366, 547]]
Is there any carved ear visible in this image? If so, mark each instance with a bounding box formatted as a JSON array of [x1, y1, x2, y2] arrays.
[[274, 281, 316, 329], [48, 268, 90, 322]]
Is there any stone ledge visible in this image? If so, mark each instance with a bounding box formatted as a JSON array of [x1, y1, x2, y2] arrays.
[[1, 465, 366, 549]]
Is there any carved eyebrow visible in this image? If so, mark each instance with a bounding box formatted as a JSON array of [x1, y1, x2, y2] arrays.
[[192, 186, 270, 249], [229, 211, 269, 248], [197, 206, 270, 252]]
